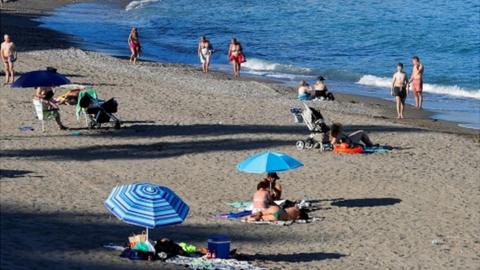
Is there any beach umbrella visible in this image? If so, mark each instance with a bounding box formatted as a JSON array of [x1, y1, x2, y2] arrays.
[[105, 182, 189, 240], [237, 151, 303, 173], [11, 68, 70, 88]]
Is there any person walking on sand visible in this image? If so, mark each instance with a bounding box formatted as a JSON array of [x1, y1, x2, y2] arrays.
[[408, 56, 424, 109], [197, 36, 213, 73], [228, 38, 245, 77], [128, 27, 141, 64], [1, 34, 17, 85], [391, 63, 408, 119]]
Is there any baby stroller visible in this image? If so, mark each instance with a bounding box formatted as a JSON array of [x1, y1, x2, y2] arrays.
[[76, 89, 121, 129], [291, 103, 332, 151]]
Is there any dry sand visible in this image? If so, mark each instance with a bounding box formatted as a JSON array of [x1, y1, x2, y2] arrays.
[[1, 2, 480, 270]]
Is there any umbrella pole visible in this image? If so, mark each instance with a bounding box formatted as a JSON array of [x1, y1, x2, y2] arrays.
[[146, 227, 149, 241]]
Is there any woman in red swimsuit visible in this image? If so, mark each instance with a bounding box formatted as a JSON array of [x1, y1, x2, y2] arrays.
[[228, 38, 245, 77], [128, 27, 141, 64]]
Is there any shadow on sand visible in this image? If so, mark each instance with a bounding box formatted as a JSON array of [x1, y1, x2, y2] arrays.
[[0, 208, 339, 269], [331, 198, 401, 208], [241, 252, 346, 263], [0, 169, 34, 179]]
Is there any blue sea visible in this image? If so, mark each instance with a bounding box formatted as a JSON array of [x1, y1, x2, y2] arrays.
[[38, 0, 480, 128]]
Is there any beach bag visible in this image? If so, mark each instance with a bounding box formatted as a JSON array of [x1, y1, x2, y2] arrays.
[[133, 240, 156, 253], [120, 247, 155, 261], [128, 231, 147, 248], [154, 238, 187, 260]]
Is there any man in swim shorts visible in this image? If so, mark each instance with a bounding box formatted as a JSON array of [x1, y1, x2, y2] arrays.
[[1, 34, 17, 85], [408, 56, 424, 109], [391, 63, 408, 119]]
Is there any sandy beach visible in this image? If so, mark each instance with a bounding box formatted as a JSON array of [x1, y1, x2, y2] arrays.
[[1, 1, 480, 270]]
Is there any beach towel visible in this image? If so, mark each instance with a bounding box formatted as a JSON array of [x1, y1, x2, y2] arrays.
[[225, 200, 286, 211], [210, 210, 252, 219], [166, 255, 267, 270], [241, 219, 294, 226], [226, 201, 252, 210], [75, 88, 98, 119], [363, 146, 391, 154]]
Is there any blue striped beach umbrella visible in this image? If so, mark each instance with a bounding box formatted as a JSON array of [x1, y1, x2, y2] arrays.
[[105, 182, 189, 239]]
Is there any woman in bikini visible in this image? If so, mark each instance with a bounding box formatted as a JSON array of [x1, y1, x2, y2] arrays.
[[247, 203, 307, 222], [251, 180, 272, 214], [197, 36, 213, 73], [228, 38, 245, 78], [128, 27, 141, 64]]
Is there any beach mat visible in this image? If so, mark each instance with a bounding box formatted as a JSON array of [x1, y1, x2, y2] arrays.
[[363, 146, 391, 154], [210, 210, 252, 219], [166, 256, 268, 270]]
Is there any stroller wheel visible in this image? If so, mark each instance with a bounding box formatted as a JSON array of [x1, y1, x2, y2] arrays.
[[296, 140, 305, 150], [305, 139, 314, 149], [114, 121, 121, 129]]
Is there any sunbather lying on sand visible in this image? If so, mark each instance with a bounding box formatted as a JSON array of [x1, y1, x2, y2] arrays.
[[330, 122, 375, 147], [245, 203, 308, 222]]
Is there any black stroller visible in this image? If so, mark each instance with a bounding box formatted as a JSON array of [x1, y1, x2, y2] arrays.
[[77, 89, 121, 129], [291, 103, 332, 151]]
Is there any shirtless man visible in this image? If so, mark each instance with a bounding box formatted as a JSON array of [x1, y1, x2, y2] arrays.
[[408, 56, 424, 109], [391, 63, 409, 118], [1, 34, 17, 85]]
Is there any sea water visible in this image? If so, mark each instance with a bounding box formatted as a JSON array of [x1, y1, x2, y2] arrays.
[[38, 0, 480, 128]]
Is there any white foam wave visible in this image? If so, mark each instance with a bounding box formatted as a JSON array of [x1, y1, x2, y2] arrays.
[[357, 75, 480, 100], [125, 0, 161, 11], [242, 58, 313, 75]]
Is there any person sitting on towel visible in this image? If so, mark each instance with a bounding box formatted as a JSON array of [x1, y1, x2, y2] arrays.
[[262, 172, 282, 200], [313, 76, 335, 100]]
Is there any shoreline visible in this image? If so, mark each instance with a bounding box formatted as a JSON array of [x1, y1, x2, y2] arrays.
[[1, 2, 480, 270], [1, 1, 478, 136]]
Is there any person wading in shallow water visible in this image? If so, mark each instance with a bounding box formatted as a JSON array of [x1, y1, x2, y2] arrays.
[[408, 55, 424, 109], [128, 27, 141, 64]]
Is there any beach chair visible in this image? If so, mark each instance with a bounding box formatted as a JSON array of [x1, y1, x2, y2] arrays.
[[32, 99, 57, 132]]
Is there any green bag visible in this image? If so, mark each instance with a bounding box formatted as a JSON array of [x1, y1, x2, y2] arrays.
[[179, 242, 197, 254], [133, 241, 155, 253]]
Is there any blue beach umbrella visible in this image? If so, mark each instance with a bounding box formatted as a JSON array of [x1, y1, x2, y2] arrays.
[[237, 151, 303, 173], [11, 68, 70, 88], [105, 182, 189, 240]]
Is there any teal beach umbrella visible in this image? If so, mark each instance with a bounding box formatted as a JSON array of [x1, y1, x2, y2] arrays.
[[237, 151, 303, 173]]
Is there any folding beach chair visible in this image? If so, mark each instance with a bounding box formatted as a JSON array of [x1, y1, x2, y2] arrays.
[[33, 99, 58, 132]]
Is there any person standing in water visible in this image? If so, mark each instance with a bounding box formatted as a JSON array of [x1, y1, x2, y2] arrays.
[[128, 28, 141, 64], [228, 38, 245, 77], [408, 56, 424, 109], [391, 63, 408, 119], [1, 34, 17, 85], [197, 36, 213, 73]]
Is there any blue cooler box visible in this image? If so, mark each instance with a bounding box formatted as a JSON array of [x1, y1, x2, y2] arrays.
[[207, 235, 230, 259]]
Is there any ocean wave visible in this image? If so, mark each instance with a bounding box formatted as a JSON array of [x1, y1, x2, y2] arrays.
[[357, 75, 480, 100], [125, 0, 161, 11], [242, 58, 313, 75]]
